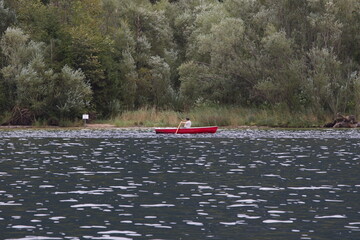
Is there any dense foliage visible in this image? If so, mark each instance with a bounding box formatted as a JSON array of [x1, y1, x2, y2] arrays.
[[1, 0, 360, 124]]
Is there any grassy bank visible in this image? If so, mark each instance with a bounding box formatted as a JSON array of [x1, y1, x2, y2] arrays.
[[105, 106, 329, 128]]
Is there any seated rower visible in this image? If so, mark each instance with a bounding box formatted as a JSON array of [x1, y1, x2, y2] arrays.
[[181, 117, 192, 128]]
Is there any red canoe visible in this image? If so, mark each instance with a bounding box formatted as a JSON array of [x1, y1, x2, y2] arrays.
[[155, 126, 218, 134]]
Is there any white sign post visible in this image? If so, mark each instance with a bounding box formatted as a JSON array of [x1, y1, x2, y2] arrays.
[[82, 114, 89, 126]]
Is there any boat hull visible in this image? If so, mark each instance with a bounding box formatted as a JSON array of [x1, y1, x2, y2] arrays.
[[155, 126, 218, 134]]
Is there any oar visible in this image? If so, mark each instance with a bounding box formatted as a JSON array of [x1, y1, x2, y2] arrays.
[[175, 121, 182, 134]]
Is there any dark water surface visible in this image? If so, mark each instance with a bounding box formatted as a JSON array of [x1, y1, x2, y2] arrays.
[[1, 129, 360, 239]]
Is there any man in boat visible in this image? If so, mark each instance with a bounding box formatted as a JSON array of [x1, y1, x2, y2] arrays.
[[180, 117, 192, 128]]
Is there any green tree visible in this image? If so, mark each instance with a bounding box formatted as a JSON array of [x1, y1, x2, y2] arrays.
[[1, 27, 31, 108], [255, 28, 307, 110], [14, 46, 54, 117], [0, 0, 16, 113], [352, 72, 360, 117], [306, 47, 350, 116], [50, 66, 92, 119], [1, 27, 92, 123], [100, 0, 177, 110], [178, 61, 210, 107], [0, 0, 16, 34], [4, 0, 360, 121]]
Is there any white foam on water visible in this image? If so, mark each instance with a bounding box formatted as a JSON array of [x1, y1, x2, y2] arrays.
[[143, 223, 172, 229], [237, 214, 261, 219], [177, 182, 207, 185], [98, 230, 138, 235], [288, 186, 334, 190], [118, 205, 134, 208], [39, 185, 55, 188], [11, 225, 36, 229], [49, 216, 66, 220], [71, 204, 113, 208], [263, 220, 293, 224], [5, 237, 62, 240], [80, 226, 107, 229], [83, 236, 132, 240], [184, 220, 204, 226], [0, 201, 22, 206], [140, 204, 175, 208], [59, 199, 78, 202], [259, 187, 284, 191], [315, 215, 347, 219], [220, 221, 246, 226], [324, 199, 344, 202], [227, 204, 258, 208]]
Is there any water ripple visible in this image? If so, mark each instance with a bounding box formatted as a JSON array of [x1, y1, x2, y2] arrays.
[[1, 129, 359, 239], [1, 128, 360, 139]]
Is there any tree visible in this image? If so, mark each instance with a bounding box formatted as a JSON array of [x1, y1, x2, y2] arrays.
[[0, 0, 16, 34], [0, 0, 16, 113], [100, 0, 177, 110], [1, 27, 92, 123], [350, 72, 360, 117], [3, 0, 360, 121], [306, 47, 350, 116], [1, 27, 31, 108], [50, 66, 92, 119], [178, 61, 210, 107], [255, 28, 307, 110]]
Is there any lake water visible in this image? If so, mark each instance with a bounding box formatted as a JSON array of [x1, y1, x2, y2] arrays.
[[1, 128, 360, 239]]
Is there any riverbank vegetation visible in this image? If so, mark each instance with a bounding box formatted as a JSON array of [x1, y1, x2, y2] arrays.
[[1, 0, 360, 127], [109, 106, 325, 128]]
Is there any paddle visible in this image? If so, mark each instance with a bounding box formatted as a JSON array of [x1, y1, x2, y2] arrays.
[[175, 121, 182, 134]]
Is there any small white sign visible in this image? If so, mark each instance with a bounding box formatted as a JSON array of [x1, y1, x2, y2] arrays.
[[82, 114, 89, 120]]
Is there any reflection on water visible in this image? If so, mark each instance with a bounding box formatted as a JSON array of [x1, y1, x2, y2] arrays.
[[0, 129, 360, 239]]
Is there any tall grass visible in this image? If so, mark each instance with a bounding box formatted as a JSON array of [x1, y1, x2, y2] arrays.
[[110, 106, 326, 128], [112, 107, 181, 127]]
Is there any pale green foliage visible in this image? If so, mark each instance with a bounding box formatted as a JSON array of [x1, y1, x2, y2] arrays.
[[118, 1, 173, 59], [194, 16, 245, 64], [255, 29, 306, 108], [1, 27, 31, 79], [119, 50, 137, 109], [1, 28, 42, 108], [136, 36, 152, 66], [306, 47, 349, 115], [4, 0, 360, 121], [179, 61, 210, 105], [224, 0, 272, 36], [97, 0, 177, 110], [224, 0, 262, 18], [114, 22, 136, 52], [187, 2, 227, 60], [15, 53, 53, 116], [211, 18, 245, 52], [178, 0, 360, 114], [164, 48, 178, 86], [173, 11, 195, 43], [0, 0, 15, 34], [180, 2, 252, 105], [0, 27, 92, 121], [53, 66, 92, 118], [148, 55, 173, 107], [307, 2, 343, 50], [261, 28, 293, 61], [352, 72, 360, 116]]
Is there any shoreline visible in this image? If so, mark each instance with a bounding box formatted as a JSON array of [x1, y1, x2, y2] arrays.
[[0, 124, 322, 130], [2, 124, 359, 131]]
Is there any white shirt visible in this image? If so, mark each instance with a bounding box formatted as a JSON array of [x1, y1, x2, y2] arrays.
[[184, 120, 191, 128]]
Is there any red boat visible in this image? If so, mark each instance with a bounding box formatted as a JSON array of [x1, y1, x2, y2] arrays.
[[155, 126, 218, 134]]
